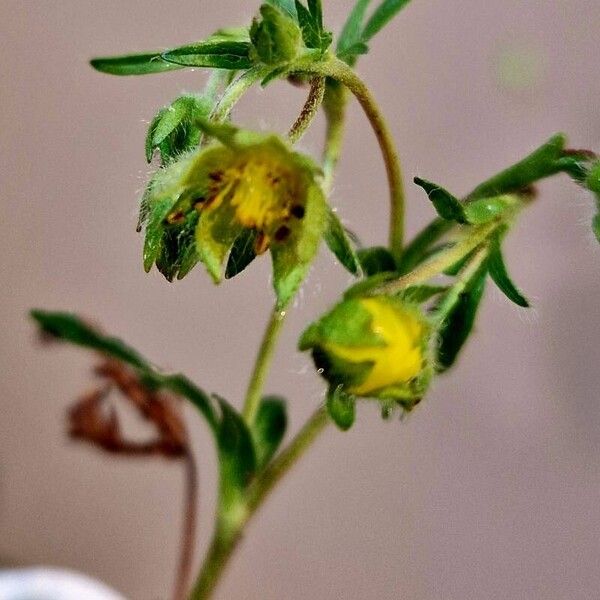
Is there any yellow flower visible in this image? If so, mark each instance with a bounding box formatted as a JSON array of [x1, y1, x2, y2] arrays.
[[299, 296, 431, 408], [326, 299, 425, 395]]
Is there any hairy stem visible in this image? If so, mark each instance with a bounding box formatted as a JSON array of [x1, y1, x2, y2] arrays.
[[370, 220, 500, 295], [210, 65, 272, 124], [242, 307, 287, 424], [322, 80, 348, 193], [301, 57, 406, 260], [173, 451, 199, 600], [288, 76, 326, 144], [188, 406, 329, 600]]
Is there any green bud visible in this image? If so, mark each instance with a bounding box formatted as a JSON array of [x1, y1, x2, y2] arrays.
[[250, 4, 302, 65], [299, 296, 432, 411]]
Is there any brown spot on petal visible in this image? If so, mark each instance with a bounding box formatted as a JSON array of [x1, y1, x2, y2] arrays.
[[274, 225, 291, 242], [254, 231, 270, 255], [291, 204, 305, 219]]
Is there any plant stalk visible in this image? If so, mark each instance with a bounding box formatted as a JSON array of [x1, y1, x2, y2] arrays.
[[288, 76, 326, 144]]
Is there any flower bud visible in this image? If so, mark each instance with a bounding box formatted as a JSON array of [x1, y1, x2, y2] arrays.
[[250, 4, 302, 65], [299, 296, 431, 409]]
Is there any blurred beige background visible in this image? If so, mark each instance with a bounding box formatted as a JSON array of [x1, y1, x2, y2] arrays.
[[2, 1, 600, 598]]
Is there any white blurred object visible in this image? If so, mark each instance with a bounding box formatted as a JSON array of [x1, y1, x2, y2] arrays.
[[0, 568, 126, 600]]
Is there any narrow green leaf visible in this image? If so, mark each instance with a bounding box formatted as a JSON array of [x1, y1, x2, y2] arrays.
[[337, 0, 372, 54], [143, 198, 174, 272], [326, 386, 356, 431], [145, 109, 167, 163], [217, 397, 257, 498], [294, 0, 332, 50], [488, 235, 530, 307], [162, 40, 253, 70], [225, 228, 258, 279], [90, 52, 184, 76], [251, 396, 287, 469], [362, 0, 412, 42], [468, 134, 571, 200], [414, 177, 467, 224], [436, 264, 488, 371], [337, 41, 369, 62], [356, 246, 396, 276], [30, 310, 219, 430], [307, 0, 324, 28], [30, 310, 149, 369], [324, 208, 361, 276], [398, 218, 451, 274]]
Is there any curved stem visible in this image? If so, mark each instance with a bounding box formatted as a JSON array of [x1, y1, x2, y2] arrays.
[[300, 57, 406, 261], [288, 76, 326, 144], [242, 306, 287, 424], [173, 451, 199, 600]]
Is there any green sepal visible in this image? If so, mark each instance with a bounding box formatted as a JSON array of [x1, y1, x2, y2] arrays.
[[488, 232, 530, 307], [90, 52, 185, 76], [250, 4, 303, 65], [196, 197, 243, 283], [436, 263, 488, 371], [326, 386, 356, 431], [294, 0, 332, 51], [324, 207, 361, 276], [155, 212, 200, 282], [414, 177, 467, 224], [216, 397, 257, 508], [29, 310, 218, 430], [356, 246, 396, 276], [145, 95, 212, 165], [143, 198, 176, 272], [251, 396, 287, 469], [162, 37, 254, 70], [299, 296, 384, 350], [271, 184, 327, 309], [462, 194, 519, 225], [225, 228, 259, 279]]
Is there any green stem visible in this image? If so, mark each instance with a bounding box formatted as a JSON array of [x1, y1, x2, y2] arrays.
[[322, 80, 348, 193], [370, 220, 500, 295], [242, 307, 287, 425], [288, 76, 326, 144], [301, 57, 406, 260], [246, 404, 329, 511], [210, 65, 272, 123], [188, 406, 330, 600]]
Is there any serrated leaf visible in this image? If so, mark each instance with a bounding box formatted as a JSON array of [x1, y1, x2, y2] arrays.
[[162, 40, 253, 70], [294, 0, 332, 51], [324, 208, 361, 276], [356, 246, 396, 276], [251, 396, 287, 469], [414, 177, 467, 224], [362, 0, 412, 41], [217, 397, 257, 503], [436, 264, 488, 371], [326, 386, 355, 431], [488, 234, 529, 307], [90, 52, 185, 76], [225, 228, 258, 279], [30, 310, 218, 430], [337, 0, 372, 55]]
